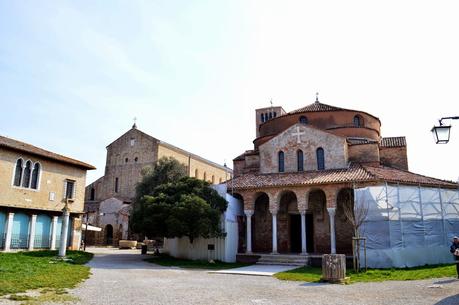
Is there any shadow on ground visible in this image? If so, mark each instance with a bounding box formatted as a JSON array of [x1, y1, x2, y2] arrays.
[[433, 294, 459, 305]]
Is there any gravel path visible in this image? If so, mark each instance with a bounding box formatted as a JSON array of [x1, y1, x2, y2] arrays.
[[64, 248, 459, 305]]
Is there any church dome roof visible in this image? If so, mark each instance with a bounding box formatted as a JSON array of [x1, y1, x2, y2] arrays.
[[289, 101, 345, 114]]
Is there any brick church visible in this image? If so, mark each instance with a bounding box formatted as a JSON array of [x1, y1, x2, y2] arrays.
[[84, 124, 232, 246], [229, 97, 457, 259]]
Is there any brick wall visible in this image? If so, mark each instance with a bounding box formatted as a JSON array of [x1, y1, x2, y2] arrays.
[[348, 143, 380, 164], [259, 124, 348, 174], [380, 146, 408, 170]]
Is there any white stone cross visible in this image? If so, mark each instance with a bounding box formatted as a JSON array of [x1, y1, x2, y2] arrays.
[[292, 126, 305, 144]]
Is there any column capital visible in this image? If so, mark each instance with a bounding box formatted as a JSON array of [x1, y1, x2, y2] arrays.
[[327, 207, 336, 216], [269, 208, 278, 215], [244, 210, 254, 217], [299, 210, 306, 216]]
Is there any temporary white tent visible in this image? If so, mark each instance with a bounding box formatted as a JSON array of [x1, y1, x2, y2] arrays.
[[355, 184, 459, 268]]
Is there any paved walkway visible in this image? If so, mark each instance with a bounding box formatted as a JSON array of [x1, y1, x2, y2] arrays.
[[65, 248, 459, 305], [210, 264, 298, 276]]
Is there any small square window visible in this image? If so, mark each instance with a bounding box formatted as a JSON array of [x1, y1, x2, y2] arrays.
[[130, 138, 136, 146]]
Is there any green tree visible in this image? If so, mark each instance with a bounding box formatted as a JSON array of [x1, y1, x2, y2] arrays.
[[131, 175, 228, 243], [134, 156, 188, 202], [130, 157, 187, 235]]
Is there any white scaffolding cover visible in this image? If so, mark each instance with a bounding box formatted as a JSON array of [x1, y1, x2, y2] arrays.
[[355, 184, 459, 268]]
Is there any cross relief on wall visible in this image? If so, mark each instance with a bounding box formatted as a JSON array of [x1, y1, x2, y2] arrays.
[[291, 126, 305, 144]]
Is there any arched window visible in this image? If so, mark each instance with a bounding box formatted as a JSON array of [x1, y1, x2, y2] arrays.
[[13, 158, 23, 186], [278, 151, 285, 172], [269, 112, 273, 119], [219, 178, 223, 183], [260, 113, 264, 122], [353, 115, 363, 127], [212, 175, 215, 184], [90, 187, 95, 201], [273, 112, 277, 117], [195, 169, 199, 178], [297, 150, 304, 172], [115, 177, 119, 193], [299, 116, 308, 124], [22, 160, 32, 188], [30, 163, 40, 189], [203, 172, 207, 181], [316, 147, 325, 170]]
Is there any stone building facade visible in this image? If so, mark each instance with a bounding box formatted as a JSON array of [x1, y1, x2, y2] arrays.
[[84, 124, 232, 246], [0, 135, 95, 251], [229, 99, 457, 259]]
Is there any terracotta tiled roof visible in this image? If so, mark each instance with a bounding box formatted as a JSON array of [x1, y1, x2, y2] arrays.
[[227, 163, 458, 190], [0, 135, 96, 170], [289, 102, 344, 114], [380, 137, 406, 147]]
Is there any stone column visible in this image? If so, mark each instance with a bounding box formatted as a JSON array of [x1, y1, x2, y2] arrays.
[[50, 216, 58, 250], [4, 212, 15, 251], [271, 210, 278, 254], [59, 210, 70, 257], [327, 208, 337, 254], [300, 211, 307, 255], [28, 214, 37, 251], [244, 210, 254, 254]]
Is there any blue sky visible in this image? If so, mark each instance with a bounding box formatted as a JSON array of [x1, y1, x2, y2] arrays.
[[1, 0, 458, 183]]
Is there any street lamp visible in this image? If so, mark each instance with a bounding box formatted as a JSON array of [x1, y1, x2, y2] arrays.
[[431, 116, 459, 144]]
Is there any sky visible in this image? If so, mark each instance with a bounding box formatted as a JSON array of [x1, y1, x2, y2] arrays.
[[0, 0, 458, 184]]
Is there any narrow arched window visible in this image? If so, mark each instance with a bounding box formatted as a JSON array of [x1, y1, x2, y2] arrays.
[[22, 160, 32, 188], [297, 150, 304, 172], [13, 159, 23, 186], [30, 163, 40, 189], [90, 188, 95, 201], [273, 112, 277, 117], [269, 112, 273, 119], [212, 175, 215, 184], [195, 169, 199, 178], [260, 113, 264, 122], [219, 178, 223, 183], [203, 172, 207, 181], [299, 116, 308, 124], [115, 177, 119, 193], [316, 147, 325, 170], [278, 151, 285, 172], [353, 115, 363, 127]]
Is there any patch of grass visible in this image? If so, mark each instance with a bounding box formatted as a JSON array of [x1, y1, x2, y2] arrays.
[[145, 254, 251, 270], [0, 250, 93, 296], [8, 288, 78, 305], [274, 264, 457, 283]]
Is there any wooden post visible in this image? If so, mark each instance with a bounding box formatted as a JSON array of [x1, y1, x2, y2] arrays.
[[322, 254, 346, 284]]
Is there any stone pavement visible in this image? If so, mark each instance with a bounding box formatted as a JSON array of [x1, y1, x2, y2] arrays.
[[209, 264, 298, 276], [4, 247, 456, 305]]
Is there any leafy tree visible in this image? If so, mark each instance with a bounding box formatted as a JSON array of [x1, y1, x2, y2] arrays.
[[134, 156, 188, 202], [131, 175, 228, 243]]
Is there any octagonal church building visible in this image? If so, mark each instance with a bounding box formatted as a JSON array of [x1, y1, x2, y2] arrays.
[[229, 97, 458, 267]]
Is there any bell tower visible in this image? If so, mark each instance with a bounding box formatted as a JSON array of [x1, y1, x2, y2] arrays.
[[255, 102, 286, 138]]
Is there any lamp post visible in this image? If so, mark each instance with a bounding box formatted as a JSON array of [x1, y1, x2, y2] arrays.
[[431, 116, 459, 144]]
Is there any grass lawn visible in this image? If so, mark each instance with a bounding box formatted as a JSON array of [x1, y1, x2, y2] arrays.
[[0, 250, 93, 296], [145, 255, 251, 270], [275, 264, 457, 283]]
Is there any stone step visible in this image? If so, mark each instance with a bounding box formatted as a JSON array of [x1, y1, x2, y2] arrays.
[[257, 262, 306, 267], [257, 254, 309, 266]]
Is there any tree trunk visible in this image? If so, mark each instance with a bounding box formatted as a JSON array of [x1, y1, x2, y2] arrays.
[[322, 254, 346, 284]]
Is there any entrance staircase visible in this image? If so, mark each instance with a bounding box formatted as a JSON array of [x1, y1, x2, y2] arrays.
[[256, 254, 309, 266]]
